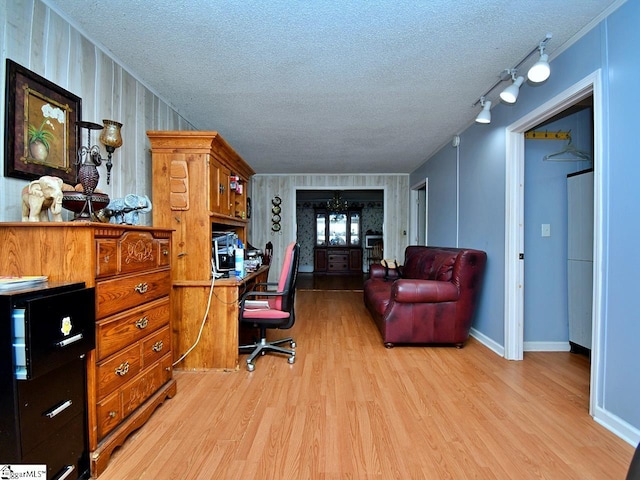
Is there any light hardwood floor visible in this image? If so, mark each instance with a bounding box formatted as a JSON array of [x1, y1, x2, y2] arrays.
[[98, 290, 634, 479]]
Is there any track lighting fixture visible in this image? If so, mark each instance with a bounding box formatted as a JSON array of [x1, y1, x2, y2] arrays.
[[500, 70, 525, 103], [472, 33, 552, 117], [475, 97, 491, 124], [528, 42, 551, 82]]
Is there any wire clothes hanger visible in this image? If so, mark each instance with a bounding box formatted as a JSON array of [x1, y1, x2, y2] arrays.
[[543, 133, 592, 162]]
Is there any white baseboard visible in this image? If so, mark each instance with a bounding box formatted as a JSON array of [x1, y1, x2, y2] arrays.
[[594, 405, 640, 447], [469, 328, 505, 357], [523, 341, 571, 352], [469, 332, 574, 356]]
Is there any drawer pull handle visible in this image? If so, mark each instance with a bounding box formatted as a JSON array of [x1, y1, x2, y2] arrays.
[[115, 361, 130, 376], [45, 400, 73, 418], [56, 332, 83, 347], [134, 282, 149, 294], [152, 341, 164, 352], [109, 411, 117, 418], [57, 465, 76, 480], [135, 317, 149, 329], [162, 249, 169, 256]]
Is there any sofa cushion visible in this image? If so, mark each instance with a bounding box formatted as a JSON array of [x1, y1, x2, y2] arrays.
[[402, 250, 433, 279], [429, 252, 457, 281], [402, 248, 458, 281], [393, 279, 459, 303]]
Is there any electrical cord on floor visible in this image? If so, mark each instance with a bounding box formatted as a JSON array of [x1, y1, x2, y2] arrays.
[[172, 274, 216, 367]]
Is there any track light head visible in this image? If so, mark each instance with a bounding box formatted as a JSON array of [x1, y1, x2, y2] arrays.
[[475, 98, 492, 124], [528, 48, 550, 83], [500, 74, 525, 103]]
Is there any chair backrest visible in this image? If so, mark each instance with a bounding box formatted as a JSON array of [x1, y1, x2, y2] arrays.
[[274, 242, 300, 312], [263, 241, 273, 266], [372, 240, 383, 260]]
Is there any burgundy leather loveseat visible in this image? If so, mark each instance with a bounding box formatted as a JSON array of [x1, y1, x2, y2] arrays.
[[363, 246, 487, 348]]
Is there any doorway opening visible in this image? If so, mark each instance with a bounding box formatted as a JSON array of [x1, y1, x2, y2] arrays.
[[410, 179, 428, 246], [504, 70, 603, 417], [295, 189, 384, 275], [523, 96, 594, 355]]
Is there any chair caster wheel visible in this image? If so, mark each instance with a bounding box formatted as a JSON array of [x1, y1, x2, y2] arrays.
[[291, 341, 296, 348], [288, 356, 295, 364], [247, 363, 255, 372]]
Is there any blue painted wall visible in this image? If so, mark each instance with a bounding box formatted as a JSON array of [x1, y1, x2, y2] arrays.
[[602, 0, 640, 429], [410, 1, 640, 440]]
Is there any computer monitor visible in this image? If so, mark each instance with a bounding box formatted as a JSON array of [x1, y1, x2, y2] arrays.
[[212, 231, 236, 275]]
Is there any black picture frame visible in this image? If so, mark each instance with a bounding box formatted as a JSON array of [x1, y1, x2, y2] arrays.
[[4, 59, 81, 184], [246, 197, 252, 219]]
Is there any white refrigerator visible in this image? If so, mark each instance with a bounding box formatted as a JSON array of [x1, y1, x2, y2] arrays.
[[567, 170, 594, 351]]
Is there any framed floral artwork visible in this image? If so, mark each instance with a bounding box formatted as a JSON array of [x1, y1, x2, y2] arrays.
[[4, 59, 81, 184]]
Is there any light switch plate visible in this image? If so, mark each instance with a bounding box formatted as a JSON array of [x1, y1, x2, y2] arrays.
[[541, 223, 551, 237]]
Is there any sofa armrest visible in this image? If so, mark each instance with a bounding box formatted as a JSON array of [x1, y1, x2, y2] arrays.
[[392, 279, 459, 303], [369, 263, 386, 279], [369, 263, 401, 280]]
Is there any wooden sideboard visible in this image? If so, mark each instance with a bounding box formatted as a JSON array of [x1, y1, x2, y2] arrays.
[[313, 207, 363, 274], [0, 223, 177, 477], [148, 131, 256, 370]]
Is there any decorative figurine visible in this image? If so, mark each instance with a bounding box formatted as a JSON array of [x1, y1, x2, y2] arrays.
[[21, 175, 66, 222], [106, 194, 152, 225]]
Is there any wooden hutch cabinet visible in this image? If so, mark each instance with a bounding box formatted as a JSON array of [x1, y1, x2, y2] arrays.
[[148, 131, 256, 371], [314, 208, 363, 274]]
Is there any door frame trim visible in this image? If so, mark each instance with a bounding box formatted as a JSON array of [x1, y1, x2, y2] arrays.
[[503, 70, 603, 417]]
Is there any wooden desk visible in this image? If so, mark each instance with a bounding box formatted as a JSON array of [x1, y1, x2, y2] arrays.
[[172, 265, 269, 371]]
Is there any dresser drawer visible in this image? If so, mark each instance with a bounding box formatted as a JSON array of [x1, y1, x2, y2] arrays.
[[142, 326, 171, 368], [328, 254, 349, 271], [161, 353, 173, 384], [157, 239, 171, 267], [96, 390, 121, 440], [96, 297, 170, 361], [121, 359, 167, 418], [96, 230, 171, 278], [95, 238, 119, 277], [96, 270, 171, 319], [96, 343, 142, 399]]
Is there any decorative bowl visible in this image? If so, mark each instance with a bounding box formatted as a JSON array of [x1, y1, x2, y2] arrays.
[[62, 191, 110, 220]]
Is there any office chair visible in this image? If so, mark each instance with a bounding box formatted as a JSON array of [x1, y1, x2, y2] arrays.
[[238, 242, 300, 371]]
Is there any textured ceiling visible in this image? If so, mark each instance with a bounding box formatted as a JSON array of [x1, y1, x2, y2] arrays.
[[46, 0, 620, 174]]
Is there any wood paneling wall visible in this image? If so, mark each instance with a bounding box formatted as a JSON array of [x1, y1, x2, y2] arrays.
[[1, 0, 194, 222], [1, 2, 411, 278], [250, 174, 410, 281]]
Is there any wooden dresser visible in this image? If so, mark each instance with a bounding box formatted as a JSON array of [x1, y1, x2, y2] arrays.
[[0, 223, 177, 477]]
